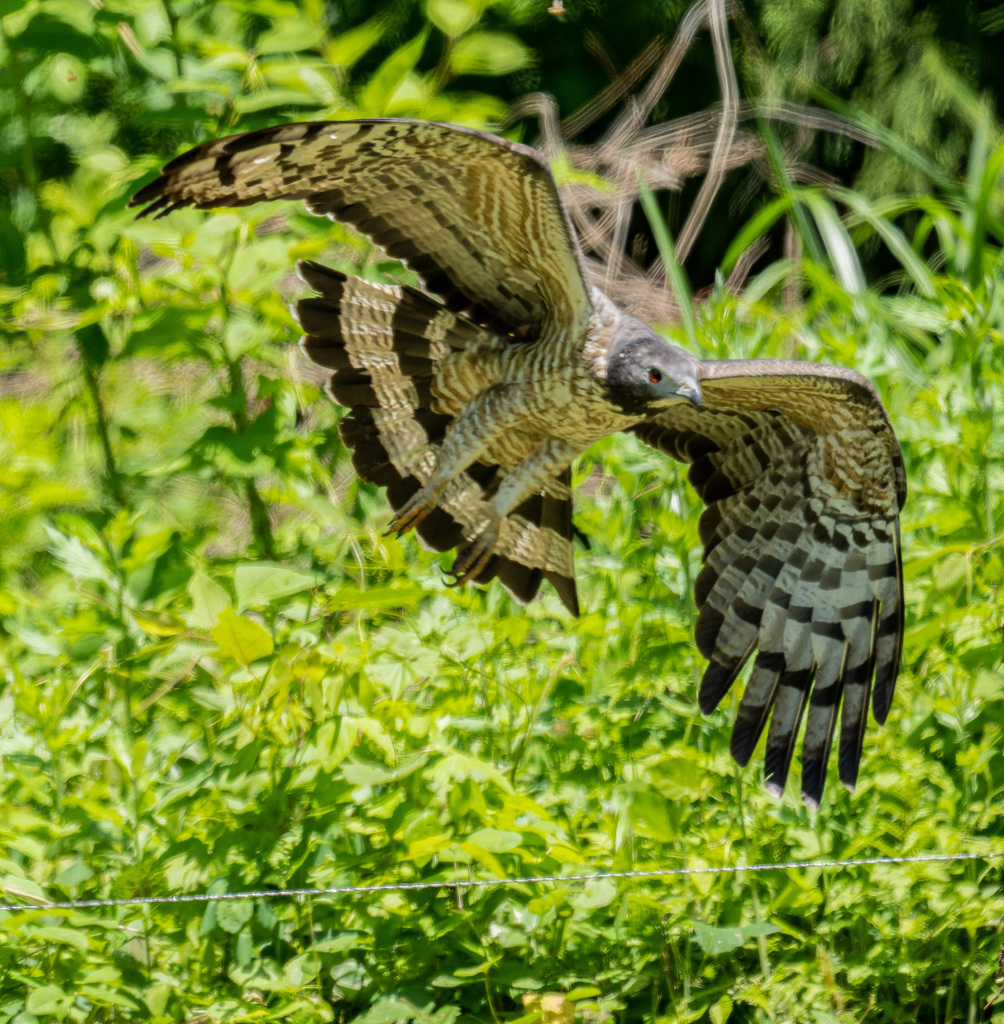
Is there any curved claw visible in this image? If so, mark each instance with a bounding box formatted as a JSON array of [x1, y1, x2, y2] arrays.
[[385, 483, 442, 538], [447, 529, 498, 587]]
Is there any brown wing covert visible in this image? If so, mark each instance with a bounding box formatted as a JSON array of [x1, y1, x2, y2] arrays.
[[130, 119, 593, 340]]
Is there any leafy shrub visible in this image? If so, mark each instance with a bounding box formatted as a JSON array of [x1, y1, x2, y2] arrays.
[[1, 1, 1003, 1022]]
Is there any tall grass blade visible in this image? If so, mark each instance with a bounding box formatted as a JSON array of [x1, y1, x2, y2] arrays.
[[800, 191, 866, 296], [757, 119, 826, 267], [637, 174, 699, 352], [965, 133, 1004, 290], [833, 187, 937, 298], [722, 195, 791, 274]]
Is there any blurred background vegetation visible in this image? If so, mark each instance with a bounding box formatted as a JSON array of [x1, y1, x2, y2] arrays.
[[1, 1, 1003, 1022]]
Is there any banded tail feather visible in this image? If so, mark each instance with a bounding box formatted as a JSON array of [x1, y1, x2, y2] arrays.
[[296, 260, 580, 615]]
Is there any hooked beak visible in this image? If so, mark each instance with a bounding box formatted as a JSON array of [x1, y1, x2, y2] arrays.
[[677, 381, 703, 408]]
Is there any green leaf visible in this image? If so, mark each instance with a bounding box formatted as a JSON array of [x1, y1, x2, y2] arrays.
[[834, 187, 937, 298], [638, 176, 698, 350], [628, 786, 675, 842], [355, 716, 396, 763], [54, 860, 93, 887], [316, 718, 356, 771], [76, 323, 109, 367], [43, 523, 113, 585], [25, 986, 74, 1019], [0, 872, 46, 903], [144, 983, 172, 1017], [693, 921, 780, 955], [800, 192, 866, 295], [549, 152, 613, 192], [257, 16, 324, 54], [466, 828, 522, 852], [235, 563, 319, 610], [211, 607, 274, 664], [351, 995, 443, 1023], [31, 925, 89, 951], [449, 32, 530, 75], [327, 15, 387, 68], [709, 995, 733, 1024], [81, 967, 120, 984], [233, 89, 326, 113], [215, 898, 254, 934], [227, 957, 285, 990], [326, 582, 429, 609], [933, 551, 968, 591], [187, 571, 230, 630], [427, 0, 478, 38], [359, 29, 428, 113], [77, 985, 139, 1009]]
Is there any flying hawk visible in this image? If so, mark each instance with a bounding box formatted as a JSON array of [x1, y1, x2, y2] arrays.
[[131, 118, 906, 808]]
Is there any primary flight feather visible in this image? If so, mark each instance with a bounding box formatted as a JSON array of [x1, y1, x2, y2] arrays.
[[131, 118, 906, 808]]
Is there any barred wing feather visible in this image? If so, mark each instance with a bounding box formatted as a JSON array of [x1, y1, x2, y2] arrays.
[[632, 360, 906, 807], [296, 260, 580, 616], [129, 118, 593, 341]]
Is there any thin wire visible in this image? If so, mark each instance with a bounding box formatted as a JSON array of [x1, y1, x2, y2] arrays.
[[0, 851, 996, 914]]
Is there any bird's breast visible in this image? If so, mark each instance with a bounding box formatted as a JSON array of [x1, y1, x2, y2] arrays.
[[435, 340, 639, 465]]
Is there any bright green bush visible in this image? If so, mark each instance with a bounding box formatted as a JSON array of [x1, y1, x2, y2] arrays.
[[1, 1, 1003, 1023]]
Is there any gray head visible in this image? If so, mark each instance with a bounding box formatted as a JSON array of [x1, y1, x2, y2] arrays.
[[604, 321, 703, 415]]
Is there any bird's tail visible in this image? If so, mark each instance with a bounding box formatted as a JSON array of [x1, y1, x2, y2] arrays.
[[295, 259, 579, 615]]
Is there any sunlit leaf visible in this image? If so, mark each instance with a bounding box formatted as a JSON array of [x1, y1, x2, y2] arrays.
[[465, 828, 522, 853], [25, 986, 74, 1019], [257, 17, 324, 54], [359, 29, 429, 114], [427, 0, 478, 38], [449, 32, 530, 75], [215, 898, 255, 934], [327, 15, 387, 68], [234, 563, 319, 609], [692, 921, 780, 955], [210, 607, 274, 664], [709, 994, 733, 1024]]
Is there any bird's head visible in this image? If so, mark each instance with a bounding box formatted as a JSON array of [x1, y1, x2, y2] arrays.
[[604, 325, 703, 415]]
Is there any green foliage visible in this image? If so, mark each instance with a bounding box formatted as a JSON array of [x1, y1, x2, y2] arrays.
[[1, 1, 1004, 1023], [751, 0, 1004, 195]]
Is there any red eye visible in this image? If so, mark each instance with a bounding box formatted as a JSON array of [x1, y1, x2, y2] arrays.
[[649, 368, 662, 384]]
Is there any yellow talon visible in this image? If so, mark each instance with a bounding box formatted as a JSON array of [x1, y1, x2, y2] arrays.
[[385, 484, 442, 537], [448, 530, 497, 586]]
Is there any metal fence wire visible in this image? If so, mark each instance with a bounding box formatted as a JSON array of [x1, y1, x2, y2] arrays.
[[0, 851, 997, 914]]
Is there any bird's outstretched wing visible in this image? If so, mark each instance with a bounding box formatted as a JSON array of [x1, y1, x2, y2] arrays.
[[129, 118, 593, 339], [632, 360, 906, 807]]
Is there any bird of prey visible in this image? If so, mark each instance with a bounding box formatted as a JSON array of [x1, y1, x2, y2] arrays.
[[131, 118, 906, 808]]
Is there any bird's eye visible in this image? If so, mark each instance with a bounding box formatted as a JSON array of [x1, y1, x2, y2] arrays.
[[649, 368, 662, 384]]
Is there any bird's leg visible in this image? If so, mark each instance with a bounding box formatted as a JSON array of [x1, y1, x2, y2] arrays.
[[450, 437, 582, 584], [386, 383, 533, 537], [493, 438, 581, 518]]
